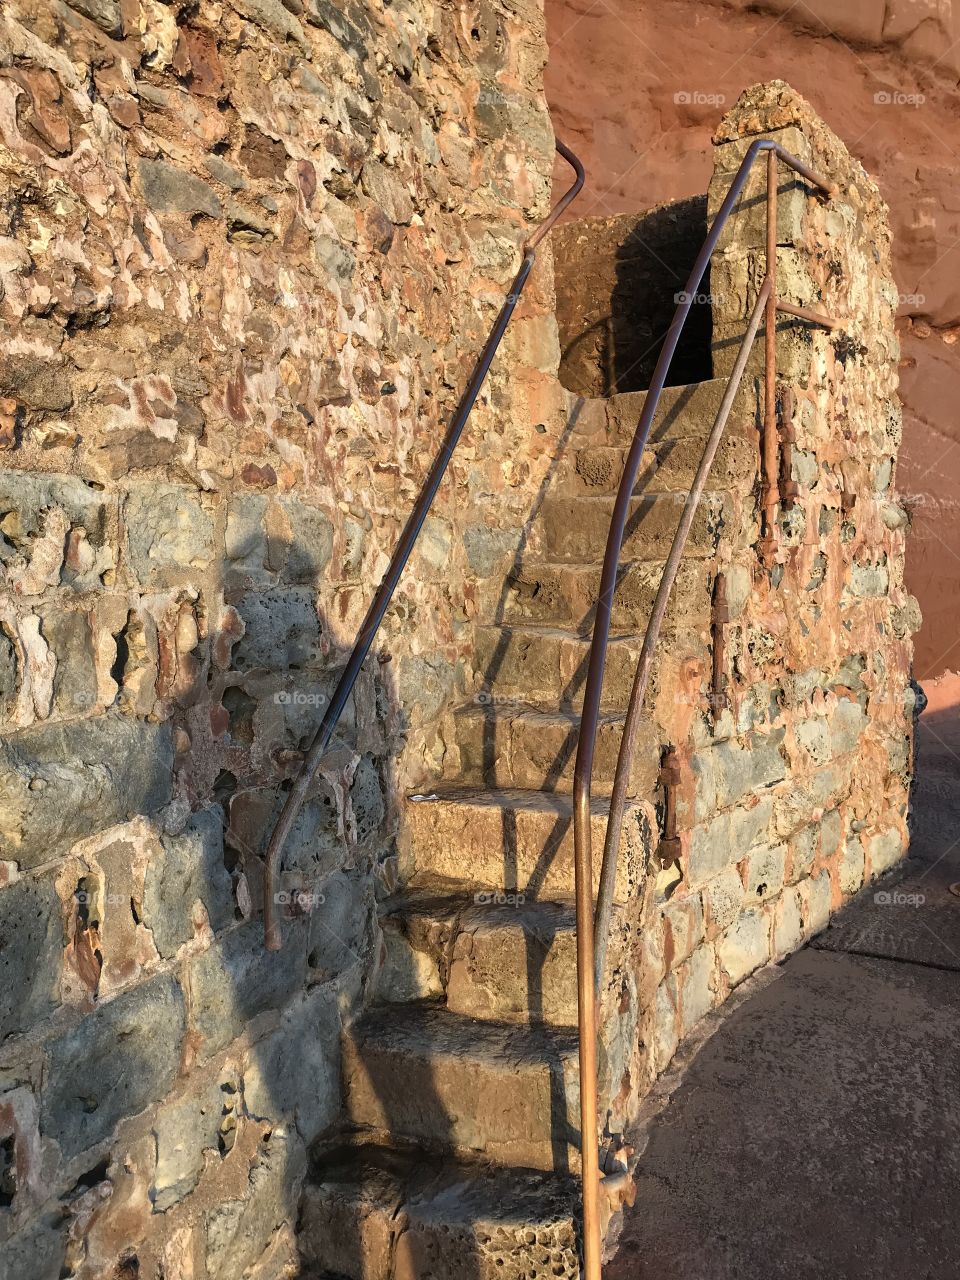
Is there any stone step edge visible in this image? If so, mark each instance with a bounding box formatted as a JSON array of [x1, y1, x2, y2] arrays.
[[405, 783, 646, 821], [381, 871, 578, 920], [346, 1001, 580, 1068], [565, 373, 759, 428], [301, 1134, 580, 1242], [451, 698, 638, 727]]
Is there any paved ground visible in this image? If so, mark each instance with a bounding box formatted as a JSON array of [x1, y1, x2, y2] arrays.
[[609, 704, 960, 1280]]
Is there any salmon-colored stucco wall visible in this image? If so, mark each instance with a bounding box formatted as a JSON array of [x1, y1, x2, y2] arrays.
[[545, 0, 960, 684]]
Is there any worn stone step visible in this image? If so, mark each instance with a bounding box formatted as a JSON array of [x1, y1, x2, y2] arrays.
[[569, 377, 758, 450], [399, 787, 653, 902], [450, 701, 659, 797], [540, 490, 731, 563], [556, 428, 757, 500], [343, 1004, 581, 1172], [502, 557, 712, 633], [299, 1139, 580, 1280], [473, 623, 708, 709], [375, 874, 578, 1026]]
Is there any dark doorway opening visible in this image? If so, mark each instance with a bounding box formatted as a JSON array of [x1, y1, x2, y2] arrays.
[[554, 195, 713, 397]]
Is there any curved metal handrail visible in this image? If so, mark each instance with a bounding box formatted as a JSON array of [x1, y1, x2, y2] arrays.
[[572, 138, 836, 1280], [261, 139, 585, 952]]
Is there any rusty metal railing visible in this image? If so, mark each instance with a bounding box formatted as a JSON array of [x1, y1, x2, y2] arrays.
[[574, 137, 837, 1280], [261, 139, 584, 952]]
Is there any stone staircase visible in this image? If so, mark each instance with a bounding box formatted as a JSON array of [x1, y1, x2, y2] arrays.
[[297, 376, 759, 1277]]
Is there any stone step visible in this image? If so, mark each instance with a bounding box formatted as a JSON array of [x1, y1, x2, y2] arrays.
[[400, 787, 652, 902], [375, 874, 578, 1026], [472, 623, 707, 709], [569, 377, 758, 450], [343, 1004, 581, 1173], [502, 557, 712, 634], [450, 700, 659, 797], [556, 427, 757, 500], [299, 1139, 580, 1280], [540, 490, 731, 563]]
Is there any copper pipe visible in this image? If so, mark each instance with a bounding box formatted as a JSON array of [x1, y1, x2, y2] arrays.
[[573, 782, 603, 1280], [592, 277, 773, 992], [776, 299, 839, 330], [761, 148, 779, 562], [658, 746, 683, 867], [711, 571, 731, 718], [261, 140, 584, 951], [779, 386, 800, 509], [525, 138, 585, 251]]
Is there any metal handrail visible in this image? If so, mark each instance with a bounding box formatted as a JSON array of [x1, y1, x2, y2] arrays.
[[261, 139, 585, 952], [573, 138, 837, 1280]]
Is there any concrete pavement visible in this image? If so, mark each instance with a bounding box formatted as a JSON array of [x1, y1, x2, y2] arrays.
[[609, 705, 960, 1280]]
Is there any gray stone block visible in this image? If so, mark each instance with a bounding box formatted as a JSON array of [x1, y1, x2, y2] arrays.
[[204, 1129, 307, 1280], [679, 943, 715, 1035], [718, 909, 770, 987], [125, 485, 216, 585], [869, 827, 903, 876], [0, 1209, 69, 1280], [703, 868, 744, 933], [820, 808, 843, 857], [41, 609, 98, 717], [839, 836, 865, 895], [773, 888, 803, 957], [244, 986, 341, 1143], [802, 869, 832, 937], [0, 875, 62, 1041], [143, 807, 234, 958], [307, 871, 374, 983], [0, 717, 174, 868], [187, 921, 308, 1062], [41, 973, 186, 1160], [279, 498, 334, 583], [713, 731, 786, 809], [788, 824, 818, 882], [138, 158, 222, 219], [743, 843, 787, 902], [688, 797, 773, 887], [0, 472, 112, 594], [232, 589, 323, 671], [152, 1080, 223, 1211]]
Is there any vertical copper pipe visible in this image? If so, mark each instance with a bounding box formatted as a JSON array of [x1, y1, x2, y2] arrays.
[[573, 788, 602, 1280], [761, 149, 779, 561], [779, 386, 800, 509], [711, 572, 730, 718], [658, 747, 683, 866]]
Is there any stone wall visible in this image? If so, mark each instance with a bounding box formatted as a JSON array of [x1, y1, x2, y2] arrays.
[[539, 83, 918, 1117], [0, 1, 561, 1276], [643, 84, 920, 1080]]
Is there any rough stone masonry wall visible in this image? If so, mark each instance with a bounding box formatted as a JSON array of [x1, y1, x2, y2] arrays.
[[0, 2, 562, 1277], [640, 83, 921, 1080]]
